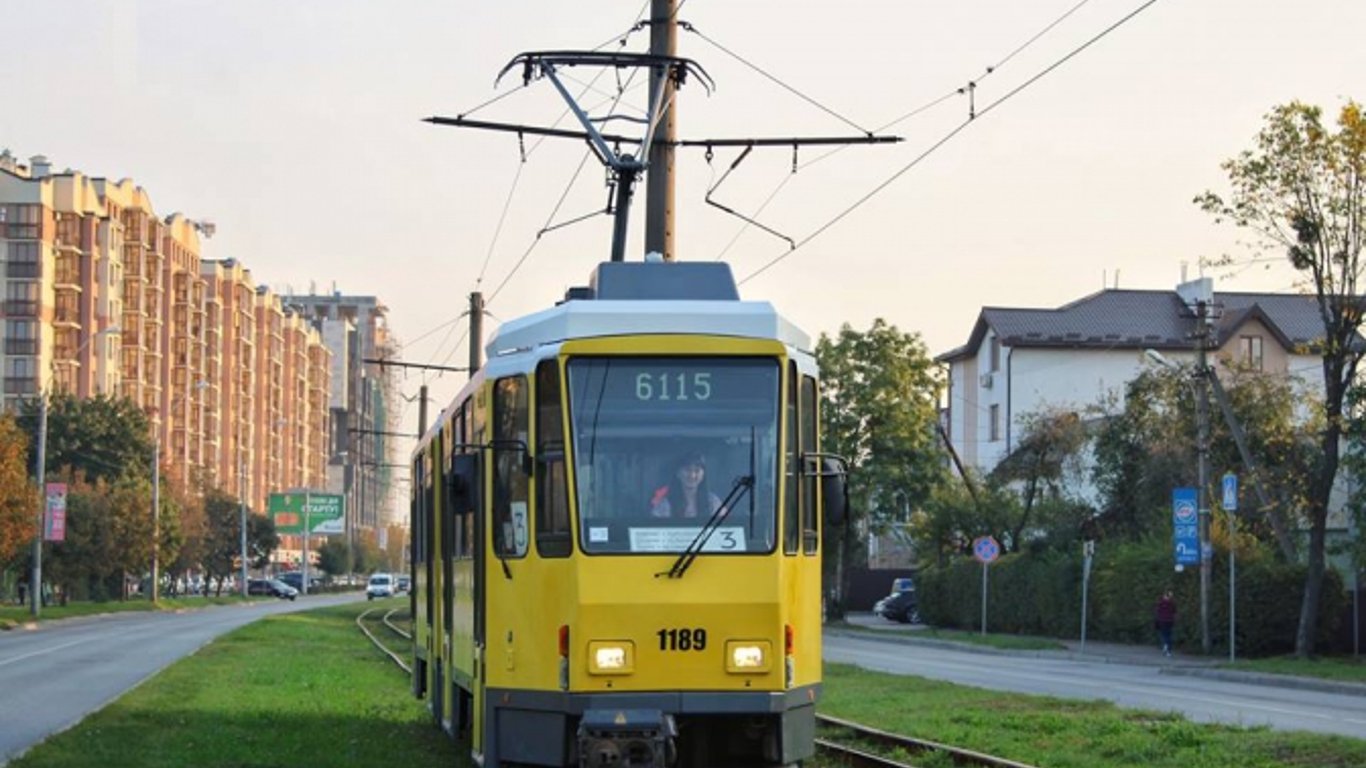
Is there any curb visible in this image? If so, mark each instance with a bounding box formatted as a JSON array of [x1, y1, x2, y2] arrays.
[[1160, 666, 1366, 697]]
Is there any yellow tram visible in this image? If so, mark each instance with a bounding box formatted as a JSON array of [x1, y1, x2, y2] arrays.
[[410, 260, 846, 768]]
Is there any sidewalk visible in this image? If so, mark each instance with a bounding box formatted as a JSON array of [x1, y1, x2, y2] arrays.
[[830, 613, 1366, 697]]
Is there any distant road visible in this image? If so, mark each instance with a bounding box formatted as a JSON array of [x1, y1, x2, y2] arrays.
[[0, 594, 362, 764], [824, 632, 1366, 739]]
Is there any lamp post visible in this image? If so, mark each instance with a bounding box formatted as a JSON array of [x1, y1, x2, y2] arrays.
[[151, 380, 208, 602], [240, 455, 249, 598], [30, 324, 120, 618]]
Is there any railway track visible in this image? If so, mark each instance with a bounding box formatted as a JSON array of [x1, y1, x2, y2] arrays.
[[815, 714, 1037, 768], [356, 614, 1029, 768], [357, 606, 411, 674]]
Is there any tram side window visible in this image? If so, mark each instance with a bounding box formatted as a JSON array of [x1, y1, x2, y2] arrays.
[[801, 375, 819, 553], [459, 399, 476, 559], [784, 362, 800, 555], [493, 376, 530, 558], [535, 361, 571, 557]]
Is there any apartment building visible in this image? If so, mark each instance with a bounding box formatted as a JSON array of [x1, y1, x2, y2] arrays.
[[2, 151, 330, 524], [283, 290, 401, 537]]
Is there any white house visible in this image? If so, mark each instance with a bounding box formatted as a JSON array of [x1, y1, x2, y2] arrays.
[[937, 277, 1326, 483]]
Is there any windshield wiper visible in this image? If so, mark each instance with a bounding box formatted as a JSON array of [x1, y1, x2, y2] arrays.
[[656, 474, 754, 579]]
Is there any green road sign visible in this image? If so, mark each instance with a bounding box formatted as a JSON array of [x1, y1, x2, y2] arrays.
[[269, 492, 344, 535]]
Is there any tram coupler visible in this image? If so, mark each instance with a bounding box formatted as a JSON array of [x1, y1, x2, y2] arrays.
[[577, 708, 677, 768]]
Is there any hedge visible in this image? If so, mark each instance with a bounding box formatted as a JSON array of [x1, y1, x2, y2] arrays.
[[917, 539, 1345, 656]]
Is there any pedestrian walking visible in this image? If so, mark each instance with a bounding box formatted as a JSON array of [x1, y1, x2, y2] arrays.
[[1154, 589, 1177, 657]]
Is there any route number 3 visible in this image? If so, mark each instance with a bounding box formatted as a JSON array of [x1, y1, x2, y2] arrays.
[[635, 372, 712, 401]]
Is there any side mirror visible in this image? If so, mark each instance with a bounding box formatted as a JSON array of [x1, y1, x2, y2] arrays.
[[449, 453, 479, 514], [821, 457, 848, 526]]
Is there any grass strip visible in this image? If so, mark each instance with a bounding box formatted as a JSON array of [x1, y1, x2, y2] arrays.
[[1224, 656, 1366, 684], [829, 621, 1065, 651], [818, 663, 1366, 768], [9, 600, 465, 768], [0, 595, 276, 631]]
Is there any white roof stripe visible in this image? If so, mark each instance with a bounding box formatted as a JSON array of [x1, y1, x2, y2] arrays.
[[487, 299, 811, 357]]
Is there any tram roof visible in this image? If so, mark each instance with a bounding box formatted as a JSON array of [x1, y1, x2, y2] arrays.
[[487, 262, 810, 357]]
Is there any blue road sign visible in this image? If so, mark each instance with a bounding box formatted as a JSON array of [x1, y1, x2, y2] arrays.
[[1173, 487, 1199, 566], [973, 535, 1001, 564], [1222, 473, 1238, 512]]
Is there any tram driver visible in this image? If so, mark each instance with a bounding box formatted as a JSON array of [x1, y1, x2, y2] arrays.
[[648, 451, 725, 519]]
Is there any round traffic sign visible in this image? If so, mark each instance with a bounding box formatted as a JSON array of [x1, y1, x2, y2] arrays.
[[972, 535, 1000, 564]]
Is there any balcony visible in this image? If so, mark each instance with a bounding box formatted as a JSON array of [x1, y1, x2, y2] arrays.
[[5, 261, 39, 279], [4, 337, 37, 355], [3, 377, 37, 395], [3, 300, 37, 317]]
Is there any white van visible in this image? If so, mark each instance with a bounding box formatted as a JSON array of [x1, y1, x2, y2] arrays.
[[366, 573, 395, 600]]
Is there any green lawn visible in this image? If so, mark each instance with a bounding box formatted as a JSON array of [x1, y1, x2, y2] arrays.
[[9, 602, 1362, 768], [9, 601, 464, 768], [830, 621, 1065, 651], [1225, 656, 1366, 684], [818, 663, 1366, 768], [0, 594, 269, 631]]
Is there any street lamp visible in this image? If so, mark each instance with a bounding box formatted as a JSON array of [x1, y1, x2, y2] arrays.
[[30, 324, 120, 617], [1145, 348, 1213, 655]]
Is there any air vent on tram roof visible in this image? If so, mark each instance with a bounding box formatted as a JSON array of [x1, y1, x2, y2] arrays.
[[588, 261, 740, 301]]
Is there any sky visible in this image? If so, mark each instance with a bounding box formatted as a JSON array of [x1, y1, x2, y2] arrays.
[[4, 0, 1365, 498]]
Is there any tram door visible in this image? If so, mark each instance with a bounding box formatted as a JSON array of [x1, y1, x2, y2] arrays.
[[452, 419, 487, 761]]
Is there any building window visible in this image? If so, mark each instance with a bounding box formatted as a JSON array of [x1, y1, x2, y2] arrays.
[[6, 242, 39, 278], [1240, 335, 1263, 371], [989, 404, 1001, 442], [990, 336, 1001, 372]]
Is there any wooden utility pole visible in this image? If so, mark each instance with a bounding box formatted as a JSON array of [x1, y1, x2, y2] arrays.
[[645, 0, 677, 262], [1194, 300, 1212, 655]]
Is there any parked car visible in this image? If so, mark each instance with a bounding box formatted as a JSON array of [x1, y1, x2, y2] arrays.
[[366, 573, 396, 600], [397, 575, 411, 593], [277, 572, 322, 592], [247, 578, 298, 601], [874, 590, 920, 624]]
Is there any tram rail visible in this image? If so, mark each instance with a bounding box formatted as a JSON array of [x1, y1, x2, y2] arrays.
[[357, 606, 410, 674], [815, 713, 1037, 768]]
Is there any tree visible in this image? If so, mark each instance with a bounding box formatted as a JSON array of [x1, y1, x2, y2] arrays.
[[17, 392, 153, 484], [316, 538, 350, 577], [1197, 100, 1366, 656], [816, 319, 945, 617], [0, 413, 32, 567], [989, 407, 1090, 551]]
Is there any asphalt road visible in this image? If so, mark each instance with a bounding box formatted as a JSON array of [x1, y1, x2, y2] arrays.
[[824, 631, 1366, 739], [0, 594, 362, 765]]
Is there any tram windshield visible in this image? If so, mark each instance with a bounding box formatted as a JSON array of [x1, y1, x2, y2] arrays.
[[567, 357, 781, 555]]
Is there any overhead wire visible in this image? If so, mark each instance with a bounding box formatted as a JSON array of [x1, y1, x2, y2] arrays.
[[739, 0, 1163, 285], [684, 22, 871, 136], [705, 0, 1094, 263]]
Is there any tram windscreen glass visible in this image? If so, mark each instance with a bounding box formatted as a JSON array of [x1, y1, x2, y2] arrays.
[[567, 357, 781, 554]]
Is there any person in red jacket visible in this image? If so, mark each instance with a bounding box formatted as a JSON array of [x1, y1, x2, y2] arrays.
[[1154, 589, 1177, 657]]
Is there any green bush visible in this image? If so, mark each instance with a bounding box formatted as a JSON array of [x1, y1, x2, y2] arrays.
[[918, 538, 1345, 656]]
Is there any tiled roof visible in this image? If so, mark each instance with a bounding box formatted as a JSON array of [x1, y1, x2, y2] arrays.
[[938, 289, 1331, 362]]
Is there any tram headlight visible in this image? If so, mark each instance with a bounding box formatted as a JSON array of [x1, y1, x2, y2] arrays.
[[725, 641, 771, 673], [588, 641, 634, 674]]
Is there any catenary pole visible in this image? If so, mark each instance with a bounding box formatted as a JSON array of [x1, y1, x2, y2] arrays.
[[151, 435, 160, 601], [302, 489, 311, 597], [645, 0, 677, 262], [1195, 300, 1212, 655], [30, 394, 47, 618], [469, 292, 484, 375], [240, 457, 248, 598]]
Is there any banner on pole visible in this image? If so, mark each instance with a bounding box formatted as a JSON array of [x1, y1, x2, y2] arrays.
[[1172, 487, 1199, 566], [44, 482, 68, 542]]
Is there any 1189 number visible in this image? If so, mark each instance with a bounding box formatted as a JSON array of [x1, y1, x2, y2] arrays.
[[657, 627, 707, 651]]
